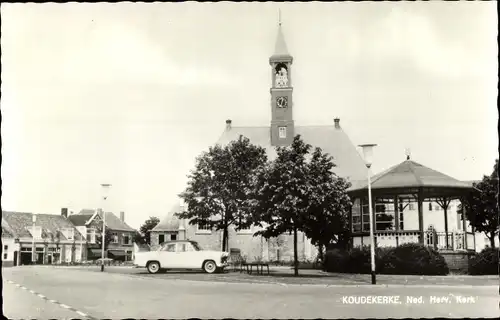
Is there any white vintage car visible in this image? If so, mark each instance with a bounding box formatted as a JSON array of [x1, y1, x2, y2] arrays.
[[134, 240, 229, 274]]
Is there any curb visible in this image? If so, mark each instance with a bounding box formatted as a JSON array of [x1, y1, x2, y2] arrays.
[[5, 279, 97, 319]]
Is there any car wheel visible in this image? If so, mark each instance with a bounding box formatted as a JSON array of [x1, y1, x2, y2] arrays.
[[203, 260, 217, 274], [147, 261, 161, 274]]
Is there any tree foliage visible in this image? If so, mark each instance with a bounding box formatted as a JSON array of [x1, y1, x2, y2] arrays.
[[95, 225, 114, 251], [461, 159, 499, 248], [302, 147, 352, 257], [253, 135, 351, 276], [176, 135, 268, 251], [135, 216, 160, 245]]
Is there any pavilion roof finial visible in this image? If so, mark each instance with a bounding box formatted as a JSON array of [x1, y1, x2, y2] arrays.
[[278, 8, 282, 26], [405, 148, 411, 160]]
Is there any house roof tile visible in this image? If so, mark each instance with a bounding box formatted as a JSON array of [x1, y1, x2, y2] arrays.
[[71, 209, 135, 232], [67, 214, 92, 226], [152, 204, 182, 232], [1, 211, 85, 241], [2, 218, 16, 238]]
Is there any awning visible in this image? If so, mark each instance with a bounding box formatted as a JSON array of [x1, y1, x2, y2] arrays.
[[89, 249, 105, 258], [108, 250, 127, 258]]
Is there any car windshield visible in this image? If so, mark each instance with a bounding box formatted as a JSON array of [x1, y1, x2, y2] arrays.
[[190, 241, 202, 251]]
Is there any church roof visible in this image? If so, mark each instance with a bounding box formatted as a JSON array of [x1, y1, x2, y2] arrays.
[[348, 159, 472, 192], [216, 124, 368, 184]]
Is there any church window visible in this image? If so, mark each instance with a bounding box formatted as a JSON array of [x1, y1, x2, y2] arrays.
[[278, 126, 287, 138]]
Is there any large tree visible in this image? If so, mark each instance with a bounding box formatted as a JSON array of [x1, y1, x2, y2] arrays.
[[302, 147, 352, 259], [135, 216, 160, 245], [461, 159, 499, 248], [176, 135, 267, 251], [253, 135, 312, 276]]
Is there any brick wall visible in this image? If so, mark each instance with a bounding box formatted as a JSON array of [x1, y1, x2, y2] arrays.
[[441, 252, 474, 272]]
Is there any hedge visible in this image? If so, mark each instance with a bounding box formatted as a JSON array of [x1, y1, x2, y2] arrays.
[[324, 243, 449, 275], [469, 247, 499, 275]]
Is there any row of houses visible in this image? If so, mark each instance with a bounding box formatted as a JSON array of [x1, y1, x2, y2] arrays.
[[1, 208, 136, 267]]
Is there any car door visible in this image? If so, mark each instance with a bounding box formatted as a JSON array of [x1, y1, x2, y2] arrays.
[[175, 242, 198, 269], [158, 243, 177, 268]]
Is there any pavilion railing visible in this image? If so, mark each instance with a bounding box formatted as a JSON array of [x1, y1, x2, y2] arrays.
[[427, 230, 468, 251]]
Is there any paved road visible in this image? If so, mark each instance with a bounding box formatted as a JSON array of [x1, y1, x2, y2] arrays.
[[3, 266, 499, 319], [3, 278, 83, 320]]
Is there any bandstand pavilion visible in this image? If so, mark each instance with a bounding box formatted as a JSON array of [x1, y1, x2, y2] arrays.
[[347, 156, 476, 269]]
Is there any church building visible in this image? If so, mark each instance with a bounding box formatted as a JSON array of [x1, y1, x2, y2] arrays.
[[150, 22, 368, 262]]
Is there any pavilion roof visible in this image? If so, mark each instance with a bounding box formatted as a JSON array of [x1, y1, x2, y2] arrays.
[[348, 159, 472, 194]]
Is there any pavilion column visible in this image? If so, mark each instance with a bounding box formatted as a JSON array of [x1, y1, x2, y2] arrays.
[[461, 198, 468, 250], [417, 189, 424, 245], [443, 197, 449, 249], [394, 196, 400, 247]]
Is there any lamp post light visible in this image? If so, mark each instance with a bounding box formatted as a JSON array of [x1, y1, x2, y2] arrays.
[[359, 144, 377, 285], [100, 183, 112, 272], [32, 214, 37, 264]]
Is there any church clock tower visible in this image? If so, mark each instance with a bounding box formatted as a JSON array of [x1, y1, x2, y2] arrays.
[[269, 20, 294, 147]]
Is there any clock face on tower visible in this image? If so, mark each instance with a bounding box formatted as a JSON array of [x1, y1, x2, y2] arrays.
[[276, 96, 288, 108]]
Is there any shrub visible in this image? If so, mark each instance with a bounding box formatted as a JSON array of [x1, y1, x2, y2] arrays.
[[379, 243, 449, 275], [469, 247, 499, 275], [324, 244, 449, 275]]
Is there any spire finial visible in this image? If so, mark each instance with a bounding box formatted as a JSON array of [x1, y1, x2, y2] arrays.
[[278, 8, 282, 26]]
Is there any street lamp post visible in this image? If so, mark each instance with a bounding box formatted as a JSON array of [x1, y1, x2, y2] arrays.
[[100, 183, 112, 272], [32, 214, 37, 264], [359, 144, 377, 285]]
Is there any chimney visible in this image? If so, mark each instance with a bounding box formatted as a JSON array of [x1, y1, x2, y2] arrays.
[[120, 211, 125, 222], [334, 118, 340, 129], [225, 119, 232, 130], [61, 208, 68, 218]]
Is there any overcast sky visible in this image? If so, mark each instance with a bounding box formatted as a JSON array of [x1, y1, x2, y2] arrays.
[[1, 2, 497, 229]]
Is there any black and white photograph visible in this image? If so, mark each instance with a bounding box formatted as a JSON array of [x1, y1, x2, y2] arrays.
[[1, 2, 498, 319]]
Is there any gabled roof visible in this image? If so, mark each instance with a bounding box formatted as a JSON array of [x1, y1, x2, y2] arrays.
[[2, 218, 16, 238], [152, 204, 182, 232], [71, 209, 135, 232], [348, 159, 473, 192], [216, 125, 368, 184], [1, 211, 85, 241], [67, 214, 93, 227]]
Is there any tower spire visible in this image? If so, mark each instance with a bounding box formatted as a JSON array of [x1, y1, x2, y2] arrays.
[[271, 10, 291, 59]]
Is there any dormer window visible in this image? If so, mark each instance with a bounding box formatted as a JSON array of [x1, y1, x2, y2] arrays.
[[62, 228, 74, 240], [278, 126, 287, 139], [28, 226, 42, 240]]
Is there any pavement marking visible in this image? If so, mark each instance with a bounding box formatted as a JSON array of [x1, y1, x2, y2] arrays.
[[76, 311, 89, 317], [5, 280, 96, 320]]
